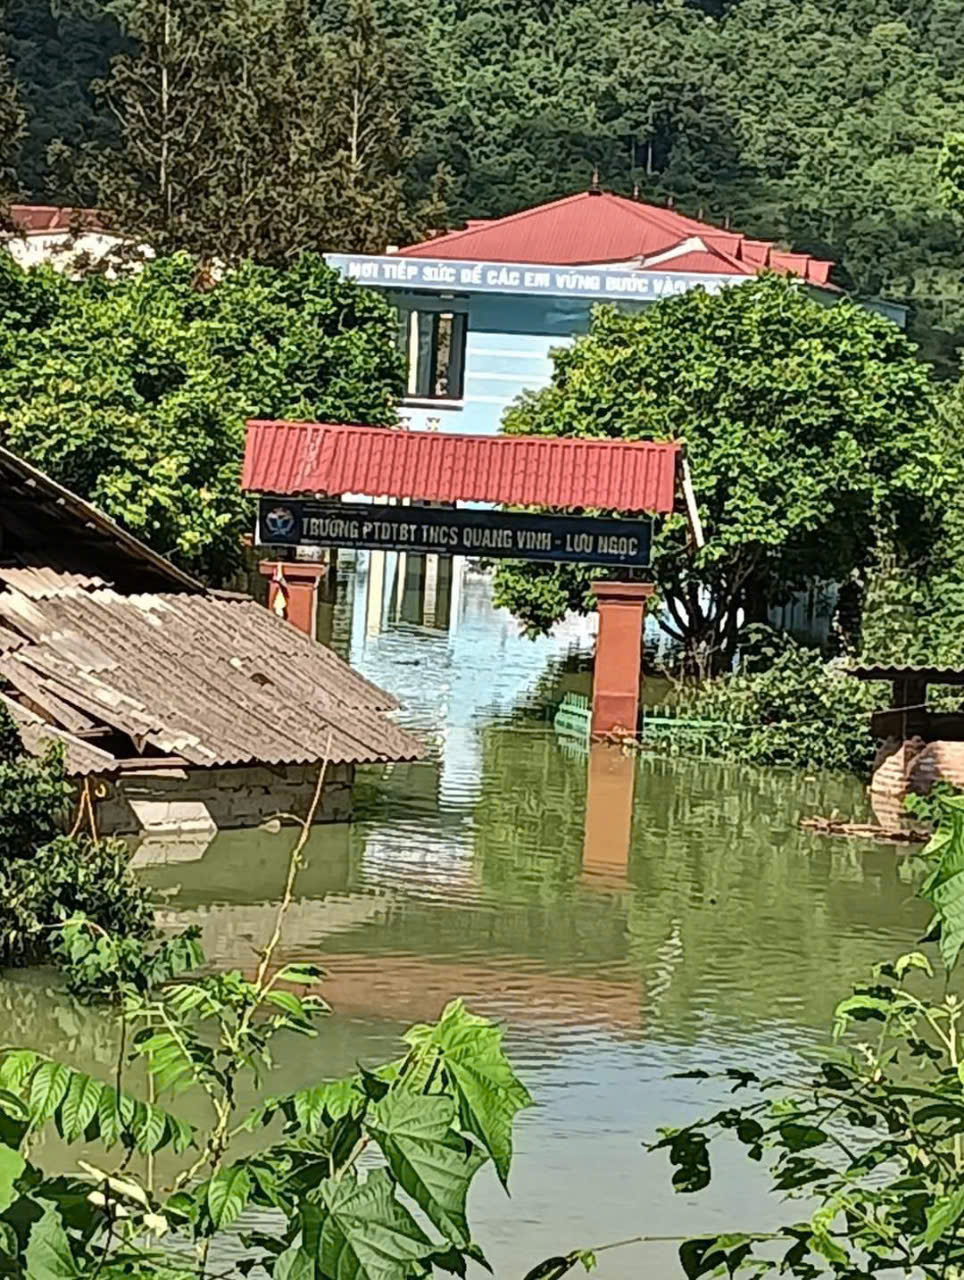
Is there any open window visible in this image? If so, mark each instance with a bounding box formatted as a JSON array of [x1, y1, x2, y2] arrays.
[[397, 304, 467, 401]]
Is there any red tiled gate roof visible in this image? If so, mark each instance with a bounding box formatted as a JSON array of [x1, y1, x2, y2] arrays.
[[242, 422, 679, 514]]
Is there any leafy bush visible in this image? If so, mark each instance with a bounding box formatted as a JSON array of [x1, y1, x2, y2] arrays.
[[0, 702, 153, 966], [0, 252, 404, 582], [668, 634, 879, 774]]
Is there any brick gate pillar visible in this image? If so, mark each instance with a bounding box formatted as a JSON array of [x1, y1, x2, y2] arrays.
[[259, 561, 326, 640], [590, 581, 654, 738]]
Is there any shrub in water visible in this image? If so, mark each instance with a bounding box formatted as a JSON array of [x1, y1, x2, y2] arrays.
[[672, 633, 879, 775], [0, 703, 153, 966]]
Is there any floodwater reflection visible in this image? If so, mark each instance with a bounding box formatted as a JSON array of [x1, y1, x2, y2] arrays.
[[0, 566, 935, 1277]]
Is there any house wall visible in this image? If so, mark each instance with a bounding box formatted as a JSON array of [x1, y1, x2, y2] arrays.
[[91, 762, 356, 836], [394, 290, 600, 438]]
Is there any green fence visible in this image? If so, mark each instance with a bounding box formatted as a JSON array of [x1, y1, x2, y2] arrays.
[[551, 692, 740, 758]]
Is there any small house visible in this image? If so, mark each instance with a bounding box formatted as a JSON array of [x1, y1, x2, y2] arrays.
[[0, 445, 423, 835]]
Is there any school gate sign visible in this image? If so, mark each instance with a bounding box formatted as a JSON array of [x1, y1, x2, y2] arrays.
[[257, 499, 652, 568], [242, 421, 685, 738]]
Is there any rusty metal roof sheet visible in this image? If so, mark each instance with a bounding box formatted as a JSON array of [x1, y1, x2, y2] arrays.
[[1, 693, 120, 777], [243, 421, 680, 514], [0, 577, 424, 769]]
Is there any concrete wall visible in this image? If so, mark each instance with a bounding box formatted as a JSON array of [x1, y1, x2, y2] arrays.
[[91, 762, 355, 836]]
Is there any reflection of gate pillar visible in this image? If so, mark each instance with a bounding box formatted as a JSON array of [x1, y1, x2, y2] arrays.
[[583, 743, 636, 883], [591, 581, 653, 738], [259, 561, 326, 640]]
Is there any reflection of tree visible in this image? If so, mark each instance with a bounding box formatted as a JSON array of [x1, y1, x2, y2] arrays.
[[473, 726, 588, 904], [470, 729, 933, 1039], [626, 756, 933, 1040]]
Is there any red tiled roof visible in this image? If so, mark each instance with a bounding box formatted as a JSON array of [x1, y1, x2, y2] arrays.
[[396, 190, 836, 288], [9, 205, 104, 234], [242, 422, 679, 514]]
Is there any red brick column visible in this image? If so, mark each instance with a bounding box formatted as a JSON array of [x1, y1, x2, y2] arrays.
[[258, 561, 326, 640], [591, 581, 654, 738]]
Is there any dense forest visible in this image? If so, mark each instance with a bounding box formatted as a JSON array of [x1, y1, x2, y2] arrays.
[[3, 0, 964, 367]]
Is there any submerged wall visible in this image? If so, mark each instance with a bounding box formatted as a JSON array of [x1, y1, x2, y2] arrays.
[[91, 762, 355, 836]]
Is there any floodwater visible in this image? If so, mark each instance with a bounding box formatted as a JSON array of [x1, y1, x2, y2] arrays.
[[0, 557, 932, 1277]]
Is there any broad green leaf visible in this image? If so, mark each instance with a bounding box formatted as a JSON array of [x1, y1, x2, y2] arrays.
[[266, 990, 308, 1019], [0, 1050, 39, 1089], [59, 1072, 102, 1141], [403, 999, 531, 1186], [208, 1164, 252, 1229], [25, 1203, 78, 1280], [275, 1244, 315, 1280], [287, 1077, 361, 1131], [0, 1143, 24, 1212], [317, 1169, 434, 1280], [29, 1062, 70, 1124], [134, 1102, 169, 1154], [921, 1186, 964, 1245], [368, 1089, 486, 1247]]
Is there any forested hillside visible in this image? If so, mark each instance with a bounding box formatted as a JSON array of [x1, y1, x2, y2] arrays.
[[3, 0, 964, 365]]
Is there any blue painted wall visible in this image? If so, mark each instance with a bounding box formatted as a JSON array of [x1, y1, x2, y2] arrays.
[[391, 289, 606, 437]]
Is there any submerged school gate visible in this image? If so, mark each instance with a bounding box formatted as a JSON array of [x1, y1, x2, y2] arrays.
[[241, 421, 682, 738]]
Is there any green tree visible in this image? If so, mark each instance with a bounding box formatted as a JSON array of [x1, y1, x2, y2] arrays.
[[0, 252, 404, 580], [0, 34, 24, 211], [492, 276, 937, 675], [72, 0, 438, 263], [0, 700, 154, 965]]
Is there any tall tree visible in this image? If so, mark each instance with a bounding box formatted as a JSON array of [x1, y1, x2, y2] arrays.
[[0, 252, 404, 580], [0, 37, 24, 212], [491, 277, 937, 676], [75, 0, 437, 263]]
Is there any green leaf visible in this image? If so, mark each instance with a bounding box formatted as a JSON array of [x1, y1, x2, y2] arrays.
[[0, 1050, 40, 1089], [895, 951, 933, 978], [404, 999, 531, 1187], [0, 1143, 25, 1212], [778, 1122, 828, 1152], [266, 990, 308, 1020], [208, 1164, 252, 1229], [287, 1077, 361, 1131], [25, 1203, 78, 1280], [134, 1102, 168, 1154], [59, 1072, 102, 1142], [29, 1062, 69, 1124], [922, 1186, 964, 1245], [274, 1245, 314, 1280], [368, 1089, 486, 1248], [275, 964, 326, 985], [317, 1168, 434, 1280]]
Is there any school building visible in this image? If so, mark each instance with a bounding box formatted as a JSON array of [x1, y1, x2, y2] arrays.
[[325, 184, 906, 439]]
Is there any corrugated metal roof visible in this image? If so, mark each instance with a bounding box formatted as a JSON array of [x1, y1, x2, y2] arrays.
[[396, 190, 836, 288], [0, 577, 424, 769], [0, 567, 107, 598], [849, 665, 964, 685], [0, 446, 202, 595], [1, 693, 120, 777], [242, 422, 679, 514]]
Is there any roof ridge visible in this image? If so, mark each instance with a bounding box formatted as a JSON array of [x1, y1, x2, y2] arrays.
[[398, 191, 592, 255]]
